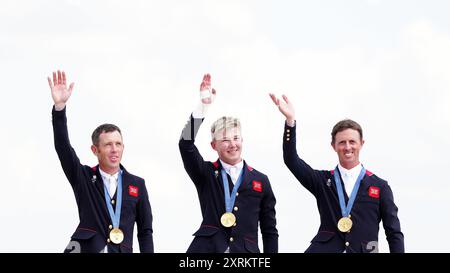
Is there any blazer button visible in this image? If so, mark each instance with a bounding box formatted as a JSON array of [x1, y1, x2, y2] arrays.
[[286, 129, 290, 133], [234, 206, 238, 211], [109, 225, 113, 230], [236, 192, 239, 197], [111, 200, 115, 205], [229, 237, 234, 242], [233, 222, 237, 227], [286, 138, 290, 141], [286, 133, 290, 137], [107, 239, 111, 243], [345, 242, 350, 247]]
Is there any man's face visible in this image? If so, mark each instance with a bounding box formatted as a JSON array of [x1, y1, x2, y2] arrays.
[[91, 131, 124, 173], [332, 128, 364, 169], [211, 127, 243, 165]]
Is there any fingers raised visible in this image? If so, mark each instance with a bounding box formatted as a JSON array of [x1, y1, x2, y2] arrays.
[[269, 93, 279, 106], [200, 73, 211, 91], [47, 77, 53, 89], [68, 82, 75, 93], [57, 70, 62, 85]]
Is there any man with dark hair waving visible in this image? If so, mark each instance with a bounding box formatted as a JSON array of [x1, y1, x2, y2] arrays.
[[49, 70, 153, 253], [269, 93, 404, 253], [179, 74, 278, 253]]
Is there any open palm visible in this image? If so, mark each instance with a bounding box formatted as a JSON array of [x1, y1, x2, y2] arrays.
[[269, 93, 295, 121], [47, 70, 74, 109], [199, 73, 216, 104]]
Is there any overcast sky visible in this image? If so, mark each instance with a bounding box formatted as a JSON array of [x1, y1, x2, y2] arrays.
[[1, 0, 449, 252]]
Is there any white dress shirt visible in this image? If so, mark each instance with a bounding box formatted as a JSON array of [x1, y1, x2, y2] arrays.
[[99, 168, 119, 198], [337, 163, 363, 196], [220, 159, 243, 254], [220, 160, 244, 185], [98, 168, 120, 253]]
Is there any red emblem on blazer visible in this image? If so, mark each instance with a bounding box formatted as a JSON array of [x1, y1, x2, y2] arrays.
[[129, 185, 139, 197], [368, 186, 380, 199], [252, 181, 262, 192]]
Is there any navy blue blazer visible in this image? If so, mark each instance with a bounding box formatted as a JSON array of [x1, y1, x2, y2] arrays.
[[179, 115, 278, 253], [52, 107, 154, 253], [282, 123, 404, 253]]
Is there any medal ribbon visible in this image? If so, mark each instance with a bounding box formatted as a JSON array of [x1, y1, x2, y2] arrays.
[[103, 170, 123, 229], [334, 166, 366, 218], [221, 168, 244, 213]]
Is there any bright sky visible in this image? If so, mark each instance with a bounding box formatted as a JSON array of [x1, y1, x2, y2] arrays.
[[1, 0, 449, 252]]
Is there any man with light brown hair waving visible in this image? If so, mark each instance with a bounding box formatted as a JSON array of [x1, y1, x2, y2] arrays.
[[270, 93, 404, 253]]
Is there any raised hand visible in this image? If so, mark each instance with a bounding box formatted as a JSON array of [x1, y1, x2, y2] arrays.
[[199, 73, 216, 104], [269, 93, 296, 124], [47, 70, 74, 110]]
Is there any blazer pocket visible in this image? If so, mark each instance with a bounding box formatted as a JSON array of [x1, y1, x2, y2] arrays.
[[71, 228, 97, 240], [356, 196, 380, 204], [246, 190, 263, 199], [123, 196, 138, 203], [193, 226, 219, 237], [120, 244, 133, 253], [311, 231, 335, 243], [244, 238, 260, 253]]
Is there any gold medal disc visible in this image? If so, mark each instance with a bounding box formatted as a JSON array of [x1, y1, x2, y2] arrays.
[[337, 217, 353, 233], [220, 212, 236, 228], [109, 228, 124, 244]]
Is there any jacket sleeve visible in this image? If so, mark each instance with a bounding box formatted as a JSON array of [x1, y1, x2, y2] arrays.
[[282, 122, 321, 196], [380, 182, 405, 253], [136, 180, 154, 253], [178, 114, 209, 187], [259, 176, 279, 253], [52, 106, 83, 189]]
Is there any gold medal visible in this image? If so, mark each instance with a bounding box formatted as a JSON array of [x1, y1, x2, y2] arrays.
[[109, 228, 124, 244], [337, 217, 353, 233], [220, 212, 236, 228]]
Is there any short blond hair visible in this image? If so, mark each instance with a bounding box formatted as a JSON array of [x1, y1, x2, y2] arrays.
[[210, 116, 241, 140]]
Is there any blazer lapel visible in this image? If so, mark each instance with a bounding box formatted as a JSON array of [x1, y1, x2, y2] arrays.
[[333, 168, 350, 203], [239, 161, 251, 191], [92, 165, 106, 197], [213, 159, 226, 195], [355, 172, 371, 201]]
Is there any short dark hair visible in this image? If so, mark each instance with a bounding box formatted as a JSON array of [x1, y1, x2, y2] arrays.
[[91, 124, 122, 146], [331, 119, 363, 144]]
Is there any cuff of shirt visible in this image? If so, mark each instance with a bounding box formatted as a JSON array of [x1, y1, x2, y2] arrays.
[[286, 119, 296, 127], [192, 103, 211, 119]]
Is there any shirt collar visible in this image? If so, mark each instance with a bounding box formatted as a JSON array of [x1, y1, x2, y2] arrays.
[[99, 167, 119, 181], [219, 159, 244, 174], [338, 163, 362, 179]]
